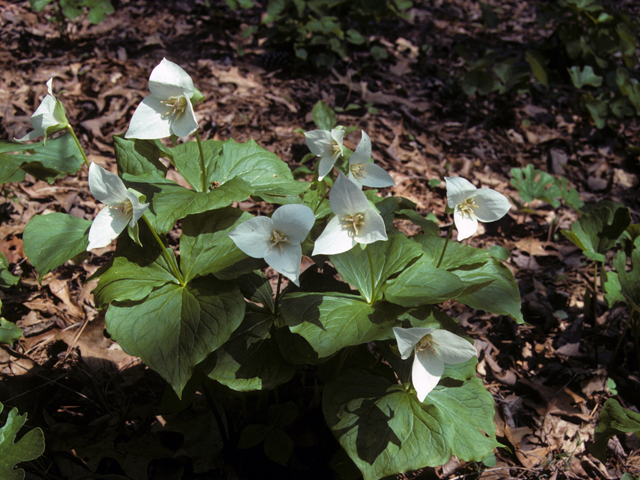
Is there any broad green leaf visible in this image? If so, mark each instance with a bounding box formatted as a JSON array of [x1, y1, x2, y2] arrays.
[[170, 139, 223, 192], [585, 96, 608, 129], [0, 252, 19, 287], [453, 258, 524, 324], [264, 429, 294, 465], [323, 371, 499, 480], [613, 247, 640, 310], [0, 402, 45, 480], [201, 311, 294, 391], [568, 65, 603, 88], [561, 201, 631, 262], [414, 233, 490, 270], [23, 213, 92, 281], [106, 275, 245, 397], [0, 318, 23, 345], [589, 398, 640, 462], [29, 0, 55, 11], [526, 50, 548, 86], [279, 293, 408, 360], [84, 0, 114, 24], [311, 100, 337, 130], [179, 207, 253, 283], [211, 139, 308, 204], [124, 172, 252, 234], [461, 70, 498, 96], [234, 271, 275, 312], [113, 135, 169, 177], [384, 258, 464, 307], [510, 164, 561, 207], [331, 235, 423, 303], [602, 268, 625, 308], [0, 141, 33, 184]]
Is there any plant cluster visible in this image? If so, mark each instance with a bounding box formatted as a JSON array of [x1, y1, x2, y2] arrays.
[[462, 0, 640, 129], [223, 0, 412, 69], [1, 59, 526, 477], [28, 0, 114, 26]]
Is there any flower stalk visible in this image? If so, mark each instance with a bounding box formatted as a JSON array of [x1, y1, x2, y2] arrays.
[[142, 214, 185, 287], [435, 223, 454, 269], [195, 130, 208, 192]]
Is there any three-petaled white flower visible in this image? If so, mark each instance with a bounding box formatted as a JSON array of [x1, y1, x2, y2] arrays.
[[348, 131, 395, 189], [445, 176, 511, 241], [87, 163, 149, 250], [304, 128, 344, 180], [312, 173, 388, 256], [229, 204, 315, 286], [17, 78, 69, 142], [125, 58, 199, 140], [393, 326, 477, 402]]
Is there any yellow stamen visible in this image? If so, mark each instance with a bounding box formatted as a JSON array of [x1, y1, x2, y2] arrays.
[[270, 230, 289, 251], [350, 164, 366, 181], [161, 95, 188, 119], [457, 197, 479, 218], [341, 212, 366, 236]]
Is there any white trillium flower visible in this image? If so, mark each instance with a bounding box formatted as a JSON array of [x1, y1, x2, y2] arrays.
[[393, 326, 477, 402], [229, 204, 316, 286], [312, 173, 388, 256], [445, 176, 511, 241], [348, 131, 395, 189], [87, 163, 149, 250], [17, 78, 69, 142], [304, 128, 344, 180], [125, 58, 199, 139]]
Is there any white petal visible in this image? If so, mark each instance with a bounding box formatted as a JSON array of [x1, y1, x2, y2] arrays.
[[358, 163, 395, 188], [354, 207, 388, 245], [228, 216, 274, 258], [312, 215, 356, 256], [31, 95, 58, 121], [445, 176, 476, 209], [330, 173, 370, 216], [330, 128, 344, 150], [45, 78, 54, 95], [304, 130, 333, 157], [472, 188, 511, 222], [125, 191, 149, 227], [265, 242, 302, 286], [170, 93, 199, 138], [271, 204, 315, 244], [88, 163, 129, 206], [148, 58, 194, 99], [393, 327, 434, 359], [453, 206, 478, 241], [125, 95, 173, 139], [413, 350, 444, 402], [87, 206, 129, 250], [318, 155, 337, 180], [349, 130, 371, 164], [429, 330, 477, 365]]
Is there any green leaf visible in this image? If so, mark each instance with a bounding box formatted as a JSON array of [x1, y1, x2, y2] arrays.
[[384, 258, 465, 307], [331, 235, 423, 303], [487, 245, 510, 261], [84, 0, 114, 24], [235, 271, 275, 311], [414, 233, 490, 270], [561, 201, 631, 262], [113, 135, 169, 177], [124, 172, 252, 234], [453, 258, 524, 324], [602, 268, 625, 308], [510, 164, 561, 207], [461, 70, 499, 96], [29, 0, 55, 12], [264, 429, 294, 465], [200, 311, 294, 391], [169, 139, 224, 192], [106, 275, 245, 397], [238, 424, 271, 448], [179, 207, 253, 283], [0, 141, 33, 184], [613, 247, 640, 310], [23, 213, 92, 281], [279, 293, 408, 361], [585, 96, 609, 129], [0, 252, 19, 287], [568, 65, 603, 88], [589, 398, 640, 462], [0, 402, 45, 480], [526, 50, 548, 87], [0, 318, 23, 345], [312, 100, 337, 130], [211, 139, 308, 204], [323, 371, 499, 480]]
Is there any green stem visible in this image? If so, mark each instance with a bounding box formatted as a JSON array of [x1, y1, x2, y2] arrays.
[[195, 130, 208, 192], [593, 261, 600, 365], [142, 214, 185, 287], [366, 244, 376, 304], [313, 183, 330, 214], [435, 223, 454, 269], [274, 274, 283, 316], [66, 125, 90, 168]]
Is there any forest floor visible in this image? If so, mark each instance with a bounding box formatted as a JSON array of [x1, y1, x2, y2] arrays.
[[1, 0, 639, 479]]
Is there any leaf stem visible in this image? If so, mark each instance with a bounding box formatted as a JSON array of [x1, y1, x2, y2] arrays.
[[141, 214, 185, 287], [435, 223, 454, 269], [366, 244, 376, 304], [195, 130, 208, 192], [66, 126, 90, 168]]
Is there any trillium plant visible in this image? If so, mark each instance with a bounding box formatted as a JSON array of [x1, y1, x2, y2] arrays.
[[8, 60, 524, 480]]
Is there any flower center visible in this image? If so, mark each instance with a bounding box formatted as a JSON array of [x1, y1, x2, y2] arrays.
[[161, 95, 188, 119], [350, 164, 366, 181], [270, 230, 289, 251], [416, 334, 437, 354], [109, 199, 133, 219], [457, 197, 479, 218], [341, 212, 366, 236]]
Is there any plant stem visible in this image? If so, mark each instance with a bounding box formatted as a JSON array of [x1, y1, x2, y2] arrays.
[[141, 214, 185, 287], [195, 130, 208, 192], [435, 223, 454, 269], [313, 182, 330, 214], [274, 274, 283, 316], [593, 261, 599, 365], [66, 126, 90, 168], [366, 244, 376, 304]]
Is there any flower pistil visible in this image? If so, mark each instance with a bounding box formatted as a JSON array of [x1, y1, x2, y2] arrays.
[[161, 95, 188, 119], [270, 230, 289, 251], [341, 212, 366, 236]]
